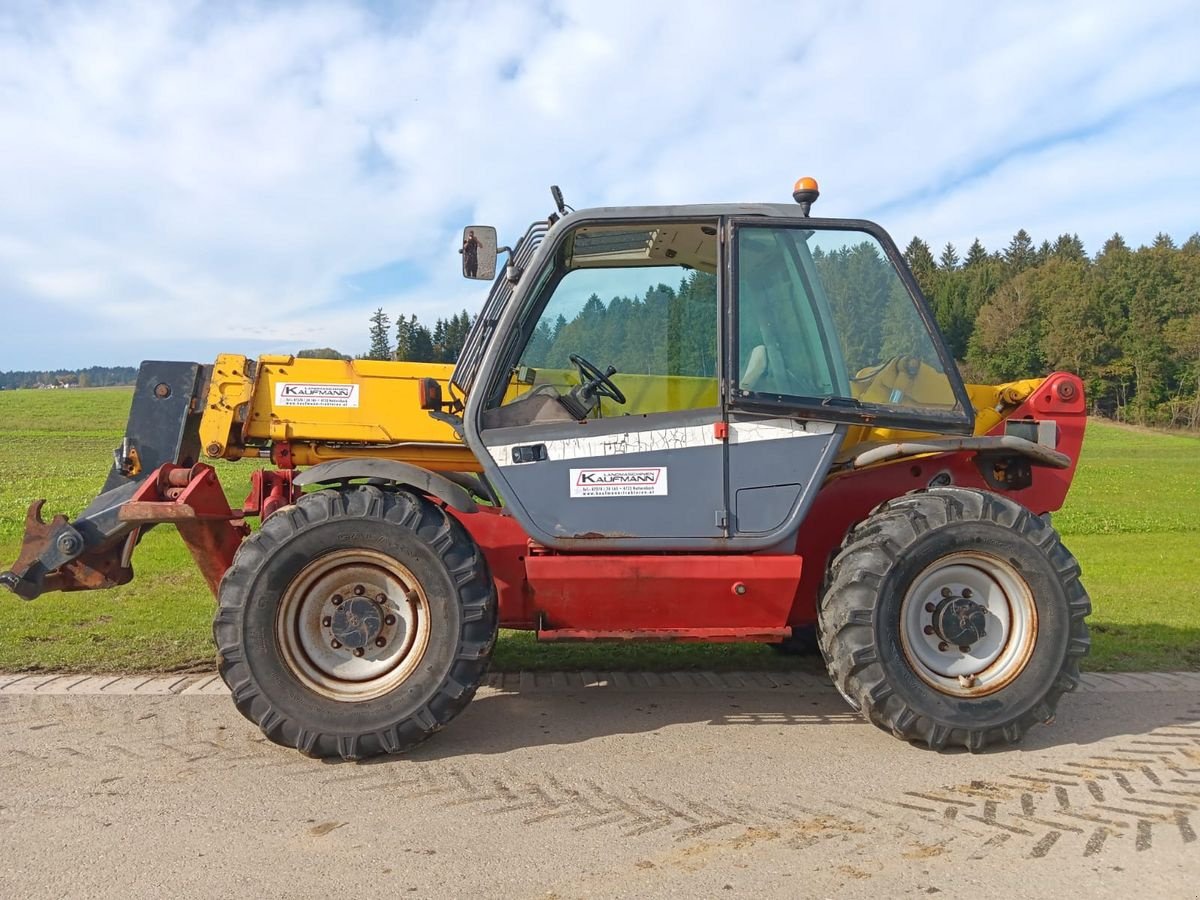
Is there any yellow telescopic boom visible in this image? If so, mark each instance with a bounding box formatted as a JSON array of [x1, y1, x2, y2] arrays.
[[199, 353, 479, 472]]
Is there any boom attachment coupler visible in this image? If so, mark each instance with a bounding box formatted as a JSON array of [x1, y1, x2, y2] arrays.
[[0, 359, 234, 601], [1, 463, 251, 601], [1, 498, 135, 599]]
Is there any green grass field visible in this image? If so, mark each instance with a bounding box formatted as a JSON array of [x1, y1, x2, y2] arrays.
[[0, 387, 1196, 672]]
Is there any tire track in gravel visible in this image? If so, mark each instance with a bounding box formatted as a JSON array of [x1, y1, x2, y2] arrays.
[[859, 702, 1200, 861], [5, 699, 1198, 866], [315, 763, 806, 841]]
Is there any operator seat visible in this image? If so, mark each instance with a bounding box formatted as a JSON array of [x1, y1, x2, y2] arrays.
[[480, 385, 577, 429]]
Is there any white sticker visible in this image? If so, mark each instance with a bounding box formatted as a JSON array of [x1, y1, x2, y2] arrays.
[[274, 382, 360, 408], [570, 467, 668, 498]]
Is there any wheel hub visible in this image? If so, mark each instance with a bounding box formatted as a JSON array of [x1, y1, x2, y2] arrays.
[[276, 551, 432, 702], [899, 553, 1038, 698], [330, 596, 384, 649], [931, 596, 988, 648]]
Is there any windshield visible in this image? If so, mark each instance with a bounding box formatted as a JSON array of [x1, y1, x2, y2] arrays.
[[735, 224, 964, 418]]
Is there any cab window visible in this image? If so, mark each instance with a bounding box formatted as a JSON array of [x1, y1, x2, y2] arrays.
[[734, 225, 963, 417], [486, 221, 720, 424]]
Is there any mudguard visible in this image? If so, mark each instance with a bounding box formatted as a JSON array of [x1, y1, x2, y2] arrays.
[[293, 458, 478, 513]]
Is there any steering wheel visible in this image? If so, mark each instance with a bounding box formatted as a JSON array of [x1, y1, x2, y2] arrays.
[[568, 353, 626, 404]]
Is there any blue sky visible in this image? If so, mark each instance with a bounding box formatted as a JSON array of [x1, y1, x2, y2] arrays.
[[1, 0, 1198, 370]]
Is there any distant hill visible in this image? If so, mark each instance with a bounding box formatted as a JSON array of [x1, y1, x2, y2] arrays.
[[0, 366, 138, 390]]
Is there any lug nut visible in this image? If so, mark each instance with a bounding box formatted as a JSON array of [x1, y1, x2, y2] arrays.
[[940, 587, 953, 598], [331, 594, 344, 606], [322, 616, 332, 627], [331, 639, 342, 649], [374, 593, 387, 604], [959, 645, 971, 653], [353, 584, 366, 596], [375, 637, 387, 648], [353, 647, 365, 657], [937, 641, 949, 652], [923, 625, 935, 636], [384, 615, 397, 626], [924, 602, 936, 613], [962, 588, 973, 598]]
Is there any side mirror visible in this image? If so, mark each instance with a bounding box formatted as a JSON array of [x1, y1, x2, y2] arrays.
[[460, 226, 497, 280]]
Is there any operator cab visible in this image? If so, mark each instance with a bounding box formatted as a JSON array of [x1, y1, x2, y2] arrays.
[[454, 181, 973, 551]]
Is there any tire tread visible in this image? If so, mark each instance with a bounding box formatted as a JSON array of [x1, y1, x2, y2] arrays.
[[213, 485, 497, 760]]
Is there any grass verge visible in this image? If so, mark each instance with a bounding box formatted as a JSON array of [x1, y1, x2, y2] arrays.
[[0, 388, 1197, 672]]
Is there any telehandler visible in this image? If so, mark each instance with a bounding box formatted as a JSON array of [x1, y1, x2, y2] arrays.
[[2, 179, 1090, 758]]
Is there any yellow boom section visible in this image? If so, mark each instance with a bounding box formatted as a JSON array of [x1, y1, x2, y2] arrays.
[[200, 354, 477, 472]]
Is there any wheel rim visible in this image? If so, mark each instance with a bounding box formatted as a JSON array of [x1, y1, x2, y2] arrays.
[[899, 551, 1037, 697], [276, 549, 432, 702]]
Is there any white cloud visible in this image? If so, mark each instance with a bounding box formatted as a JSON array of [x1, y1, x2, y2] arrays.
[[0, 0, 1197, 368]]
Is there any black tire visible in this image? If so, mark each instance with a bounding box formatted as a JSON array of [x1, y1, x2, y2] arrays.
[[818, 487, 1090, 752], [213, 485, 496, 760]]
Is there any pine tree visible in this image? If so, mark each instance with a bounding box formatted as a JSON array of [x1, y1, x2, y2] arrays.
[[964, 239, 989, 268], [409, 323, 434, 362], [444, 314, 463, 361], [939, 242, 959, 271], [367, 308, 392, 360], [903, 237, 936, 294], [1100, 233, 1130, 257], [455, 310, 475, 358], [395, 314, 416, 361], [432, 318, 448, 362], [524, 320, 554, 364], [1052, 233, 1087, 262], [1003, 229, 1036, 274]]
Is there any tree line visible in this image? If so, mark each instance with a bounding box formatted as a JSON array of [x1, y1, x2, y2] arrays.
[[525, 272, 718, 377], [358, 308, 476, 363], [355, 273, 720, 379], [0, 366, 138, 390], [904, 229, 1200, 429]]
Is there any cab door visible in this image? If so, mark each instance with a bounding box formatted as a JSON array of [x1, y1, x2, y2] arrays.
[[465, 217, 729, 550], [724, 218, 975, 539]]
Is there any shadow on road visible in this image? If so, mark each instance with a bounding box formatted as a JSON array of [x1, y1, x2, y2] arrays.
[[325, 678, 1196, 766]]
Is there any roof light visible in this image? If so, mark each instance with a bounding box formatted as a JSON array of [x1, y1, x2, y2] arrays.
[[792, 177, 820, 216]]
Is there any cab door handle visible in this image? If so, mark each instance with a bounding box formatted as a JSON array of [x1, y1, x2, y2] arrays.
[[511, 444, 548, 464]]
